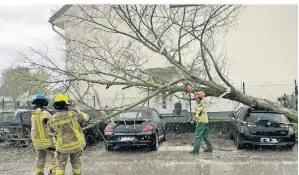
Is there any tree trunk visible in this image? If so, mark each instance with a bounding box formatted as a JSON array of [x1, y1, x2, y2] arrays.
[[227, 89, 298, 122], [171, 84, 298, 122]]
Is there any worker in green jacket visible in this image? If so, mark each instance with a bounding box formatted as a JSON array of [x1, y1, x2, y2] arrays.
[[189, 91, 213, 154]]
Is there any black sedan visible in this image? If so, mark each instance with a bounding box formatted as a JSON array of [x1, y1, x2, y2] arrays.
[[230, 106, 296, 149], [104, 107, 166, 151]]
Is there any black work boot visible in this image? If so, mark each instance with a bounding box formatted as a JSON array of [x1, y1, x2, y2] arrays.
[[204, 148, 213, 153], [189, 150, 199, 154]]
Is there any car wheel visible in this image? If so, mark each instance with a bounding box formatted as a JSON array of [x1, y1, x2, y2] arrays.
[[230, 133, 234, 140], [151, 132, 159, 151], [287, 145, 294, 150], [105, 144, 113, 151], [235, 133, 244, 149]]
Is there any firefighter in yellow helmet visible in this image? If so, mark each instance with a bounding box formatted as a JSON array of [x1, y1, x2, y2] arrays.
[[31, 93, 56, 175], [189, 91, 213, 154], [48, 94, 89, 175]]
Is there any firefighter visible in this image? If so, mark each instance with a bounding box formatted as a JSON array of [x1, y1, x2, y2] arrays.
[[189, 91, 213, 154], [48, 94, 89, 175], [31, 93, 56, 175]]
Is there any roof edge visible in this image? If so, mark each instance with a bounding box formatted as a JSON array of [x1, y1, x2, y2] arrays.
[[49, 5, 73, 24]]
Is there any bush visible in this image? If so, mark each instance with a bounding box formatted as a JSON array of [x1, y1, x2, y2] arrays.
[[293, 123, 298, 138]]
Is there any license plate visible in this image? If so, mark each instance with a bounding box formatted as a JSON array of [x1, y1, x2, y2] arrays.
[[260, 138, 278, 143], [120, 137, 134, 141]]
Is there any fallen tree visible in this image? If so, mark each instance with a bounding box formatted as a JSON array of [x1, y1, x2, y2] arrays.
[[20, 5, 297, 129]]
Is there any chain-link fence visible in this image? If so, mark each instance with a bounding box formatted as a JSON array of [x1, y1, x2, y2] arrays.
[[0, 100, 32, 111]]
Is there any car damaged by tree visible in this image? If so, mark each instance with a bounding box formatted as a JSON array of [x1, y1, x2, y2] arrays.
[[230, 106, 296, 149]]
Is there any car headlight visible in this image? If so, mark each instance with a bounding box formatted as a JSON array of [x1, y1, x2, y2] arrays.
[[288, 128, 294, 135]]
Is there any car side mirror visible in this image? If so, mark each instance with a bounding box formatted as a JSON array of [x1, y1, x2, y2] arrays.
[[160, 115, 163, 119]]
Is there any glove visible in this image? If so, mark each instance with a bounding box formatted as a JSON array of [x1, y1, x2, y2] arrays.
[[79, 122, 84, 128], [43, 118, 49, 124], [47, 147, 56, 151], [197, 99, 202, 104], [198, 111, 203, 116]]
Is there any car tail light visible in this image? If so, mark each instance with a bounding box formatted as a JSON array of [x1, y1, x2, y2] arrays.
[[105, 124, 113, 132], [280, 123, 292, 128], [142, 125, 153, 132], [15, 125, 24, 131], [246, 122, 257, 127]]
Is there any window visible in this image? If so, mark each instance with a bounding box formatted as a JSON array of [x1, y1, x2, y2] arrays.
[[20, 111, 32, 126], [162, 92, 167, 109], [115, 112, 143, 120], [246, 113, 289, 123], [0, 112, 19, 123]]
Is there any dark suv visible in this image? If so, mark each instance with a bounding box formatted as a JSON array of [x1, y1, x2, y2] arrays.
[[0, 110, 32, 144], [230, 106, 296, 149]]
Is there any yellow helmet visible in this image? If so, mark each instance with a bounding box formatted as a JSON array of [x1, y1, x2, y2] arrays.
[[54, 94, 70, 105]]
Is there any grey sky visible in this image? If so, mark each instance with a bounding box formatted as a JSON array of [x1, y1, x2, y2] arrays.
[[0, 5, 62, 70], [223, 5, 298, 100]]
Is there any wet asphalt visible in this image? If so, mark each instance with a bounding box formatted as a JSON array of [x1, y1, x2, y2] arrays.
[[0, 139, 297, 175]]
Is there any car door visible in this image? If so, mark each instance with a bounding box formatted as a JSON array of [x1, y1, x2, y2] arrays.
[[151, 109, 164, 138], [231, 107, 243, 137]]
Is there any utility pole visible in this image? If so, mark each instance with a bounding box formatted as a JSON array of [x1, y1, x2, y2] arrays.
[[242, 82, 245, 94], [147, 87, 150, 107], [295, 79, 298, 111]]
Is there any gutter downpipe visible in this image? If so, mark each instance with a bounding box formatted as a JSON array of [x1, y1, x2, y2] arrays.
[[50, 21, 68, 40]]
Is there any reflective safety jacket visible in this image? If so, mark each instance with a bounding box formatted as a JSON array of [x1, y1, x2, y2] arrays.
[[31, 108, 54, 149], [194, 99, 208, 123], [48, 109, 89, 154]]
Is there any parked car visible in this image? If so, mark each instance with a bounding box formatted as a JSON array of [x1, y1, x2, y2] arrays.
[[230, 106, 296, 149], [0, 109, 32, 144], [104, 107, 167, 151]]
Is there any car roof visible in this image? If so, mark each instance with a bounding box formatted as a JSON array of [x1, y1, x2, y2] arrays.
[[241, 106, 282, 114], [250, 111, 282, 114]]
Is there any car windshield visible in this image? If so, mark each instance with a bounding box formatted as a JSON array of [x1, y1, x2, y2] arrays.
[[113, 111, 143, 120], [247, 113, 289, 123], [0, 112, 19, 123]]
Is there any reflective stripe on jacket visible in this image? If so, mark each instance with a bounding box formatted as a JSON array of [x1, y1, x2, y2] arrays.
[[31, 108, 54, 149], [48, 109, 89, 153], [195, 99, 208, 123]]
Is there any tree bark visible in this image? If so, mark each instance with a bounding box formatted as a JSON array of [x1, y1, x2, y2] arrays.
[[226, 89, 297, 122]]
